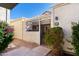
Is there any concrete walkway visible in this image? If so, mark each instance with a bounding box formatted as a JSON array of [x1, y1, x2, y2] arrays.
[[2, 46, 51, 56]]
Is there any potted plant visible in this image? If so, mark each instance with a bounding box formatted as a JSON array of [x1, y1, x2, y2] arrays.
[[44, 27, 64, 56]]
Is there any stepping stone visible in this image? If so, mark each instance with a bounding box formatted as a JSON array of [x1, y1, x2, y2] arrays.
[[2, 47, 31, 56], [8, 43, 16, 48]]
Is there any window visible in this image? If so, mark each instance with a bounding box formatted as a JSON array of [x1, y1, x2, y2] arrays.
[[26, 21, 39, 31], [32, 25, 39, 31], [25, 21, 32, 31]]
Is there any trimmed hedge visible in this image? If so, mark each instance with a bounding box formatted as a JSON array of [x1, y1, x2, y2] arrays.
[[72, 23, 79, 55], [44, 27, 64, 49]]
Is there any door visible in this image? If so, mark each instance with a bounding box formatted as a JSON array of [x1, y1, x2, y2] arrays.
[[40, 24, 50, 45]]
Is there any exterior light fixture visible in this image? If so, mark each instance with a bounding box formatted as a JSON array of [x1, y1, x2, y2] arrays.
[[55, 16, 58, 20]]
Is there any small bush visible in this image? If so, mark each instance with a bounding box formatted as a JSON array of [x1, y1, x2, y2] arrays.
[[44, 27, 64, 48], [0, 21, 14, 52], [44, 27, 64, 55], [72, 23, 79, 55]]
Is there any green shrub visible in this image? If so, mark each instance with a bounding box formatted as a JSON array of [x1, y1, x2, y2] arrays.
[[0, 21, 14, 52], [44, 27, 64, 49], [72, 23, 79, 55]]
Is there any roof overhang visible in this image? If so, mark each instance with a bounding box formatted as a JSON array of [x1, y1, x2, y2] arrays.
[[0, 3, 18, 9]]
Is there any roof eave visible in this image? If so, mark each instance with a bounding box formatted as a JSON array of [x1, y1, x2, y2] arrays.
[[0, 3, 18, 9]]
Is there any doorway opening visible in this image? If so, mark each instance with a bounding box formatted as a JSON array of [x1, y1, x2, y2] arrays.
[[40, 24, 50, 45]]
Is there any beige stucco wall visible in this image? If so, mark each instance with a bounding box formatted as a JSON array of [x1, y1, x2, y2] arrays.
[[23, 21, 40, 44], [11, 19, 23, 40], [51, 3, 79, 53], [22, 21, 40, 44], [0, 7, 10, 24], [10, 18, 40, 45]]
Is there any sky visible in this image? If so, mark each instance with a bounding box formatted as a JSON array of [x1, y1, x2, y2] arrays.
[[10, 3, 53, 19]]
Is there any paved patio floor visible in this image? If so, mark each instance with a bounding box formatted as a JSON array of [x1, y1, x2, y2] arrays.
[[3, 46, 51, 56], [2, 38, 51, 56], [5, 38, 38, 52]]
